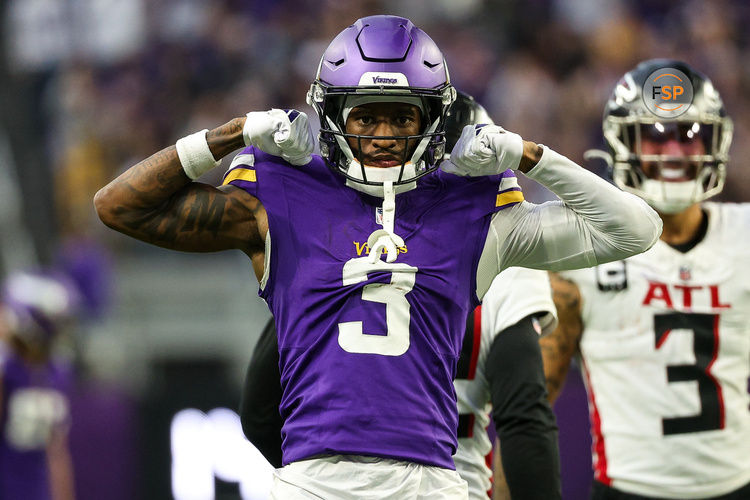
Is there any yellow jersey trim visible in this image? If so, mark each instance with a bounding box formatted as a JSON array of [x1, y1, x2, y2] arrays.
[[496, 190, 524, 207], [223, 168, 256, 185]]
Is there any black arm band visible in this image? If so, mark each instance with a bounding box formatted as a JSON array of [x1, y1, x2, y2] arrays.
[[239, 317, 283, 468], [486, 314, 562, 500]]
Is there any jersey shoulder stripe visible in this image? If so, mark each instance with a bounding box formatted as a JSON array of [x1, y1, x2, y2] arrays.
[[223, 167, 256, 184], [222, 149, 257, 187], [496, 190, 524, 208], [496, 169, 524, 209], [499, 169, 520, 190]]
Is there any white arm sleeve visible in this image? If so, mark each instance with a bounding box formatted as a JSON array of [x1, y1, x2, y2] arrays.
[[476, 146, 661, 299]]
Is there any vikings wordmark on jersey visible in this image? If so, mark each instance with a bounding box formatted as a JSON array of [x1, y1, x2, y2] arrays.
[[561, 202, 750, 499]]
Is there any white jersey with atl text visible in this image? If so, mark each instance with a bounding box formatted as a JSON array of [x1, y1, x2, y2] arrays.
[[453, 267, 557, 499], [561, 202, 750, 499]]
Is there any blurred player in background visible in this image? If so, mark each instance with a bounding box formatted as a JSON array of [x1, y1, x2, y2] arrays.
[[542, 59, 750, 499], [456, 267, 559, 500], [0, 272, 78, 500], [94, 14, 660, 498], [240, 92, 562, 499]]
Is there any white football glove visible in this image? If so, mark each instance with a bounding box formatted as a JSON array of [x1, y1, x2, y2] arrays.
[[442, 124, 524, 176], [243, 109, 314, 166]]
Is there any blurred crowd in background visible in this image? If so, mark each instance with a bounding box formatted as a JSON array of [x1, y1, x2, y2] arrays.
[[1, 0, 749, 498], [5, 0, 750, 263]]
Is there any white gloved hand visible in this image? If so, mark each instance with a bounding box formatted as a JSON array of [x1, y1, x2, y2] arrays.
[[243, 109, 314, 166], [442, 124, 524, 176]]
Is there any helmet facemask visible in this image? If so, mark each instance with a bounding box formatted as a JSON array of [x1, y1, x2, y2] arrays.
[[606, 115, 732, 214], [308, 82, 455, 193], [599, 59, 733, 215]]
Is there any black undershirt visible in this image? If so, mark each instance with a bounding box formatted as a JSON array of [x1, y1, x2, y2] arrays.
[[239, 318, 283, 468], [668, 208, 709, 253]]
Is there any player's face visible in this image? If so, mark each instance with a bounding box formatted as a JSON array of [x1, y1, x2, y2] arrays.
[[345, 102, 422, 168], [639, 122, 707, 181]]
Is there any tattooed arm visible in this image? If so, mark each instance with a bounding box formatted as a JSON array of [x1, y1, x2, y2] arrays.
[[540, 273, 584, 404], [94, 118, 267, 259]]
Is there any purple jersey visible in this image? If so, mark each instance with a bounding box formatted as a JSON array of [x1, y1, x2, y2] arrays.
[[223, 148, 522, 468], [0, 345, 72, 500]]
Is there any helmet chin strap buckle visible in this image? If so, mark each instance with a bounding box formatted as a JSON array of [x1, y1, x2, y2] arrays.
[[367, 230, 404, 263], [366, 181, 404, 263]]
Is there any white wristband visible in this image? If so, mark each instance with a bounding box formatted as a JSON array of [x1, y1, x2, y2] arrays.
[[176, 129, 221, 180]]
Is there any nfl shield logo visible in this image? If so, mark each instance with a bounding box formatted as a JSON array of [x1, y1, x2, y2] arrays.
[[679, 265, 691, 281], [375, 207, 383, 226]]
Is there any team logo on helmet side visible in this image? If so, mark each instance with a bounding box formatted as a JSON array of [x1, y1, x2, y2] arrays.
[[613, 73, 638, 105]]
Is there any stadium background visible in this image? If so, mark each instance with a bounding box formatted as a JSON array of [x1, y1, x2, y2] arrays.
[[1, 0, 748, 498]]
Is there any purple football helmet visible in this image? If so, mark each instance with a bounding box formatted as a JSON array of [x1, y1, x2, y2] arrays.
[[1, 271, 80, 342], [306, 15, 456, 187]]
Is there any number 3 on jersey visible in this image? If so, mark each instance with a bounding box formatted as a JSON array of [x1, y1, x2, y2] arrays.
[[338, 257, 418, 356], [654, 312, 724, 435]]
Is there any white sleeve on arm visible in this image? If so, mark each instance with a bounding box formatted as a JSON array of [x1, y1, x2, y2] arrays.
[[476, 146, 661, 299]]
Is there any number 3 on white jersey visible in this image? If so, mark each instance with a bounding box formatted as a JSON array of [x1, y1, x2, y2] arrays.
[[338, 257, 417, 356]]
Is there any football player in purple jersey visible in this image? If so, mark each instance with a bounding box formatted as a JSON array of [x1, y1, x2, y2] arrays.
[[0, 272, 78, 500], [239, 92, 562, 499], [95, 15, 660, 498]]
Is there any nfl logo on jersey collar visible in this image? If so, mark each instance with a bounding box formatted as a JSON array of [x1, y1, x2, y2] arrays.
[[679, 265, 691, 281], [376, 207, 383, 226]]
